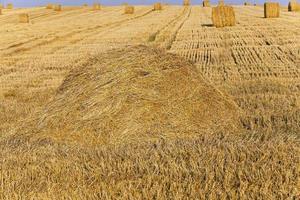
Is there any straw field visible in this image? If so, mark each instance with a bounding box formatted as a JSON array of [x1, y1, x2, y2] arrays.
[[0, 5, 299, 199]]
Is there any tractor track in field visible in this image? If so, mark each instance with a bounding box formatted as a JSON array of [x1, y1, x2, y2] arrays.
[[153, 6, 191, 50], [1, 8, 154, 57]]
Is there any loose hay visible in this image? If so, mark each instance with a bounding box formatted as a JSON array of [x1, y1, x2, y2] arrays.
[[212, 5, 236, 28], [19, 13, 29, 23], [24, 45, 240, 145], [6, 3, 13, 9], [124, 5, 134, 14], [288, 1, 300, 11], [53, 4, 62, 11], [203, 0, 210, 7], [46, 4, 53, 9], [93, 3, 101, 10], [183, 0, 190, 6], [264, 2, 280, 18], [154, 3, 162, 11]]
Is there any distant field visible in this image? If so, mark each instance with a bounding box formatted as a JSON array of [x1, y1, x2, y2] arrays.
[[0, 5, 299, 199]]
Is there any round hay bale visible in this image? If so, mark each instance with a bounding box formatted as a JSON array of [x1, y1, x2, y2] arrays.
[[212, 5, 236, 28], [183, 0, 190, 6], [288, 1, 300, 11], [203, 0, 210, 7], [264, 2, 280, 18], [124, 5, 134, 14], [46, 4, 53, 9], [154, 3, 162, 11], [27, 45, 240, 145], [83, 3, 88, 7], [244, 2, 252, 6], [218, 0, 225, 6], [19, 13, 29, 23], [53, 4, 62, 11], [93, 3, 101, 10], [6, 3, 13, 9]]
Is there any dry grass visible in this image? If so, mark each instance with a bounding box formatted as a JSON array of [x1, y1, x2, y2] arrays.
[[212, 5, 236, 28], [19, 13, 29, 23], [0, 5, 300, 199], [264, 2, 280, 18]]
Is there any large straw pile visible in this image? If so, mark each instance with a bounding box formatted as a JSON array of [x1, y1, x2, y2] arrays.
[[19, 13, 29, 23], [288, 1, 300, 11], [25, 45, 240, 145], [154, 2, 162, 10], [203, 0, 210, 7], [93, 3, 101, 10], [6, 3, 13, 9], [124, 5, 134, 14], [264, 2, 280, 18], [183, 0, 190, 6], [53, 4, 62, 11], [46, 4, 53, 9], [212, 5, 236, 28]]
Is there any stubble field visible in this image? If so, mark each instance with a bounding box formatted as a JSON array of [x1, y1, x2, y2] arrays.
[[0, 4, 299, 199]]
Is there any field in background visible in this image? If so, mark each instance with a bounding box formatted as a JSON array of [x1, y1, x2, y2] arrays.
[[0, 5, 299, 199]]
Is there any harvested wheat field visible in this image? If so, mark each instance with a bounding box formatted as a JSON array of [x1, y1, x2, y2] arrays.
[[0, 4, 300, 199]]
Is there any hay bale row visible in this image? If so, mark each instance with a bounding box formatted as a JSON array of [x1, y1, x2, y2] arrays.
[[203, 0, 210, 7], [288, 1, 300, 11], [54, 4, 62, 11], [154, 3, 162, 10], [124, 5, 134, 14], [264, 2, 279, 18], [7, 3, 13, 9], [212, 5, 235, 28], [46, 4, 53, 9], [183, 0, 190, 6], [93, 3, 101, 10], [19, 13, 29, 23]]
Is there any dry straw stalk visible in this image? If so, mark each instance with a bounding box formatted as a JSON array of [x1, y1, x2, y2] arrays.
[[203, 0, 210, 7], [7, 3, 13, 9], [183, 0, 190, 6], [19, 13, 29, 23], [54, 4, 62, 11], [212, 5, 236, 28], [154, 3, 162, 10], [124, 5, 134, 14], [93, 3, 101, 10], [264, 2, 280, 18], [288, 1, 300, 11]]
